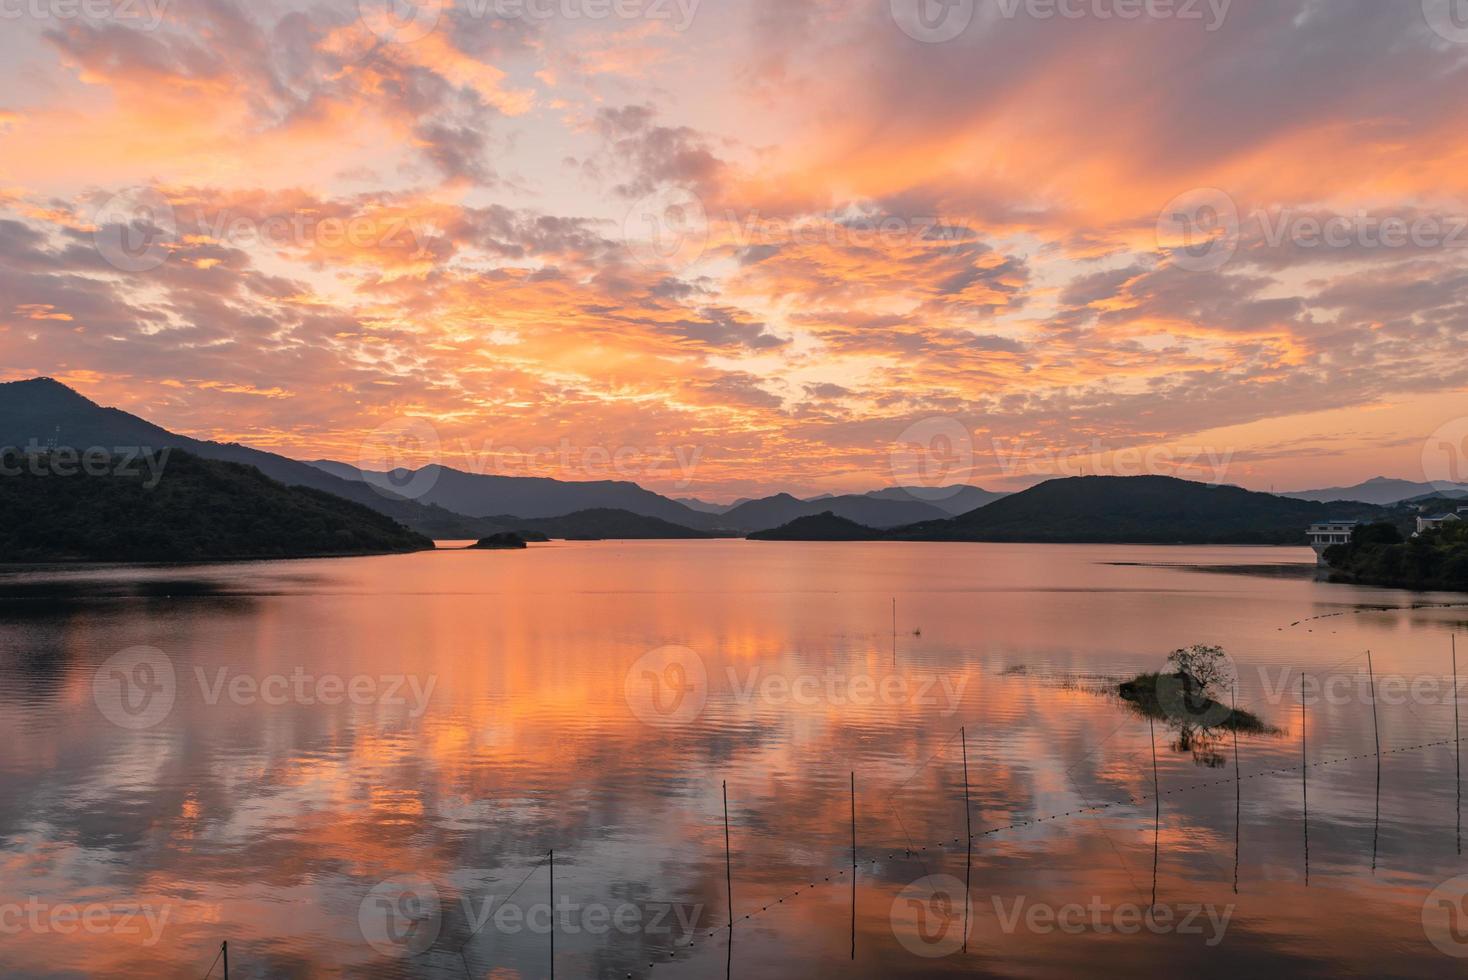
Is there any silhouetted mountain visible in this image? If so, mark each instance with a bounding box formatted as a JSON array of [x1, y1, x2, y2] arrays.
[[721, 492, 949, 530], [311, 461, 725, 530], [748, 512, 883, 541], [0, 449, 432, 562], [0, 378, 472, 536], [480, 509, 716, 540], [673, 496, 735, 515], [469, 532, 528, 550], [1282, 476, 1468, 505], [898, 475, 1389, 544], [865, 485, 1007, 516]]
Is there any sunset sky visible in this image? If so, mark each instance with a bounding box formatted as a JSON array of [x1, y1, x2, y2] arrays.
[[2, 0, 1467, 500]]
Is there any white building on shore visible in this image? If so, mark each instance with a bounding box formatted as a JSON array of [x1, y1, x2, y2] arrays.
[[1307, 520, 1359, 564], [1416, 507, 1467, 535]]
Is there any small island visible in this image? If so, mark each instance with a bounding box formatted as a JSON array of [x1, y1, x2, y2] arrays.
[[470, 532, 529, 550], [748, 511, 883, 541]]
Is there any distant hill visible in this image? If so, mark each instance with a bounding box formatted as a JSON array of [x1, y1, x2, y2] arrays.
[[748, 512, 883, 541], [312, 461, 725, 530], [673, 496, 736, 515], [0, 378, 475, 536], [1282, 476, 1468, 506], [722, 492, 950, 531], [898, 476, 1389, 545], [865, 485, 1007, 516], [0, 449, 432, 563], [480, 508, 716, 540], [468, 532, 528, 550]]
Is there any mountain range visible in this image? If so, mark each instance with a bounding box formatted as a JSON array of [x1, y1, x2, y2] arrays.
[[893, 476, 1388, 544], [1280, 476, 1468, 505], [0, 379, 1004, 538], [0, 378, 1439, 548]]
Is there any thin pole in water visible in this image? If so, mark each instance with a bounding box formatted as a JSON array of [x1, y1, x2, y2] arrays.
[[962, 726, 973, 952], [961, 727, 973, 846], [850, 771, 856, 961], [723, 781, 733, 930], [1366, 651, 1381, 874], [1148, 715, 1160, 909], [1455, 634, 1462, 856], [1301, 674, 1310, 886], [1231, 684, 1240, 895], [549, 850, 555, 980]]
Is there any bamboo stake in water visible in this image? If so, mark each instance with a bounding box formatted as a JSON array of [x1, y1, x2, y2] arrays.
[[1366, 651, 1381, 874], [961, 727, 972, 953], [850, 771, 856, 961], [961, 727, 972, 847], [1232, 685, 1240, 895], [1455, 634, 1462, 856], [1149, 715, 1160, 909], [723, 781, 733, 930], [222, 941, 228, 980], [1301, 675, 1310, 886], [549, 850, 555, 980]]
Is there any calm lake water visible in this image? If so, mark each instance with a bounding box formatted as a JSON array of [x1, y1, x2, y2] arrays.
[[1, 541, 1467, 978]]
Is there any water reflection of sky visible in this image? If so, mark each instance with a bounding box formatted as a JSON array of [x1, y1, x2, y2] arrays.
[[0, 542, 1465, 977]]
